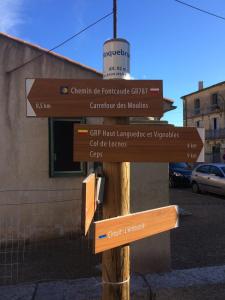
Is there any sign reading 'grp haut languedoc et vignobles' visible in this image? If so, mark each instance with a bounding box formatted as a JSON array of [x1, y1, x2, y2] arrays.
[[73, 124, 205, 163], [26, 79, 163, 117]]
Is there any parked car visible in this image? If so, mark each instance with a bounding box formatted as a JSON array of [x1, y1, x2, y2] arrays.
[[191, 163, 225, 195], [169, 162, 192, 188]]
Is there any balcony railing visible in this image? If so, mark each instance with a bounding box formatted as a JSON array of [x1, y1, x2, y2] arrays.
[[205, 128, 225, 140], [187, 106, 222, 118]]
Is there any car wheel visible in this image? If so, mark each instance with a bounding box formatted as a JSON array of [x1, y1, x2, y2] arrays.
[[192, 182, 200, 193]]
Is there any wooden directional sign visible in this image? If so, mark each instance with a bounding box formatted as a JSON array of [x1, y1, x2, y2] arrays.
[[26, 79, 163, 117], [82, 173, 96, 236], [94, 205, 178, 253], [73, 124, 205, 163]]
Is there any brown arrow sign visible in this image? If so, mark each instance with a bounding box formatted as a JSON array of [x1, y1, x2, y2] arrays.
[[26, 79, 163, 117], [73, 124, 204, 163], [82, 173, 97, 236], [94, 205, 178, 254]]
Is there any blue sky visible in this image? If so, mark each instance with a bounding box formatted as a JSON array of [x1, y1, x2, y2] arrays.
[[1, 0, 225, 125]]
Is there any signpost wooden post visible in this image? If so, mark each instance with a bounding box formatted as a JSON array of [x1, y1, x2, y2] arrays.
[[101, 7, 132, 297], [102, 147, 130, 300]]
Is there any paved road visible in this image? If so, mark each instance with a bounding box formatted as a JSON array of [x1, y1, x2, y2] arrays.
[[1, 188, 225, 299], [170, 187, 225, 269]]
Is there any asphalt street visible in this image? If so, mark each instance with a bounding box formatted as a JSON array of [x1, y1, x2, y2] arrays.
[[170, 187, 225, 269], [0, 188, 225, 299]]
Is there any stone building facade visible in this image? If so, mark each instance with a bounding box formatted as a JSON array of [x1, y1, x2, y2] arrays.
[[182, 81, 225, 163]]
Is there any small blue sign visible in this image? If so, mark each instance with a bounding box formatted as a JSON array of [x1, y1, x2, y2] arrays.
[[98, 234, 107, 239]]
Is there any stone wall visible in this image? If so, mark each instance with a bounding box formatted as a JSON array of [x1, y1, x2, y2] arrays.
[[0, 35, 101, 241]]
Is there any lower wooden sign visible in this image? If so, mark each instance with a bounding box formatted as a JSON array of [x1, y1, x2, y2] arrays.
[[82, 173, 96, 236], [94, 205, 178, 253]]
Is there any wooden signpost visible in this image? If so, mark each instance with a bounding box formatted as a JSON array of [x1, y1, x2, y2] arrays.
[[25, 3, 206, 299], [94, 205, 178, 253], [82, 173, 97, 236], [26, 79, 163, 117], [26, 76, 205, 300], [73, 124, 205, 163]]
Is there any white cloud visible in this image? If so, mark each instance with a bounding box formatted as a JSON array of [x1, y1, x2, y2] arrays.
[[0, 0, 25, 33]]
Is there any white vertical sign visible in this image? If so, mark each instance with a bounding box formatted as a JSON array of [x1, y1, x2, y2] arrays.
[[103, 38, 130, 79]]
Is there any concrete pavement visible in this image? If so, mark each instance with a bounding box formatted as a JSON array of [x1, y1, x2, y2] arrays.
[[1, 265, 225, 299]]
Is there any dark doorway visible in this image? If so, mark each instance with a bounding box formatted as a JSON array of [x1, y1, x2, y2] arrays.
[[49, 118, 86, 177], [212, 145, 221, 163]]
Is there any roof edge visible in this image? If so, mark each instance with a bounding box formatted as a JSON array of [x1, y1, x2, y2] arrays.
[[0, 32, 102, 76], [163, 97, 174, 103], [181, 81, 225, 99]]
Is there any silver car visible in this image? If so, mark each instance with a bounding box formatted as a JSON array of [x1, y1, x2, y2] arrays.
[[191, 163, 225, 195]]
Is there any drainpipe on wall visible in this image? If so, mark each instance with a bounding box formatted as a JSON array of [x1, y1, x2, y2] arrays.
[[183, 97, 187, 127]]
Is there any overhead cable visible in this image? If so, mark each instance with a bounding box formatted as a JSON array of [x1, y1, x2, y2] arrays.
[[7, 11, 113, 73], [174, 0, 225, 21]]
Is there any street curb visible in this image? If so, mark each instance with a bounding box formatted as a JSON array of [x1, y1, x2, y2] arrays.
[[1, 265, 225, 299], [147, 265, 225, 300]]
